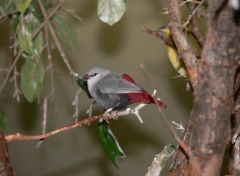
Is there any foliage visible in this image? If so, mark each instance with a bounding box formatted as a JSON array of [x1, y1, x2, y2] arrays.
[[98, 119, 126, 168], [97, 0, 127, 26]]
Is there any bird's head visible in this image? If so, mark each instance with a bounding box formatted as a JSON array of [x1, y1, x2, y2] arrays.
[[83, 67, 111, 91], [158, 26, 171, 38]]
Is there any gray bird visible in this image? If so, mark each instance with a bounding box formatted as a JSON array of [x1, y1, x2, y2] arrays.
[[83, 67, 167, 111]]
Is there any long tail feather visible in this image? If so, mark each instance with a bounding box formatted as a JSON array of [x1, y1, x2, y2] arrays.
[[149, 95, 167, 109]]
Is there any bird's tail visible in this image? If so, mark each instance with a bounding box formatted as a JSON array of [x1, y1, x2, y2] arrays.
[[149, 95, 167, 109]]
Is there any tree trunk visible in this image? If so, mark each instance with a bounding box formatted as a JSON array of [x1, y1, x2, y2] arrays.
[[0, 131, 14, 175], [229, 68, 240, 175], [169, 0, 240, 175]]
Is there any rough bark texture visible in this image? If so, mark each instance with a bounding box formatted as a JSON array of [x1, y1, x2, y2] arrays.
[[169, 0, 240, 175], [0, 131, 14, 175], [229, 68, 240, 175]]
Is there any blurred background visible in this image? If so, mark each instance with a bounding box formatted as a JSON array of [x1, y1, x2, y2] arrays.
[[0, 0, 193, 175]]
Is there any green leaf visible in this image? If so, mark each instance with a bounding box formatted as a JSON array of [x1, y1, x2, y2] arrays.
[[16, 0, 32, 13], [20, 59, 44, 103], [10, 14, 20, 33], [72, 73, 92, 98], [0, 107, 7, 130], [97, 0, 127, 26], [32, 30, 43, 60], [98, 119, 126, 168], [17, 13, 44, 59], [51, 12, 78, 50], [17, 19, 33, 55]]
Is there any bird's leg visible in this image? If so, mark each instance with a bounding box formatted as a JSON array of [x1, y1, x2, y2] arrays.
[[110, 111, 119, 120], [102, 108, 119, 120]]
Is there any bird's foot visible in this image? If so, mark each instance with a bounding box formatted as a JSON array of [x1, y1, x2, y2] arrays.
[[103, 108, 119, 120], [110, 111, 119, 120]]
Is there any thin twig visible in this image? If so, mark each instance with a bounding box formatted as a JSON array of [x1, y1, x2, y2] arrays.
[[172, 121, 185, 132], [37, 0, 74, 74], [142, 27, 174, 47], [60, 7, 84, 22], [42, 97, 48, 135], [72, 89, 82, 122], [160, 0, 201, 15], [12, 66, 21, 102], [36, 26, 55, 148], [182, 0, 205, 29], [155, 106, 190, 157], [189, 0, 205, 47], [0, 0, 13, 22], [140, 63, 152, 89], [5, 102, 149, 143], [6, 114, 102, 142], [138, 64, 189, 156], [86, 101, 95, 117], [44, 25, 54, 100], [0, 0, 65, 95], [0, 49, 22, 95]]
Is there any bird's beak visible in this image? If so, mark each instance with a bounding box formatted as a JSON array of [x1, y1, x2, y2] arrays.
[[157, 26, 170, 35], [83, 74, 90, 80]]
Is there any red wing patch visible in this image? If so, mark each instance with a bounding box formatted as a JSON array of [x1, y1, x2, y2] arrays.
[[127, 92, 151, 103], [122, 74, 136, 84], [127, 92, 167, 109]]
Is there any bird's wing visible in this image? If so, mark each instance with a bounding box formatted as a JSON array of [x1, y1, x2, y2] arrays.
[[97, 73, 143, 94]]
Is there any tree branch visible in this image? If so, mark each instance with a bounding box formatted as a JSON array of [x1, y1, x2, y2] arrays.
[[6, 114, 102, 143], [189, 1, 206, 48], [37, 0, 74, 74], [142, 27, 175, 47], [169, 0, 239, 175], [0, 0, 65, 95], [5, 102, 149, 143], [167, 0, 199, 91]]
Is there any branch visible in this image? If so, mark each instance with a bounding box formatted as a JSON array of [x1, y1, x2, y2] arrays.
[[6, 115, 102, 143], [142, 27, 175, 47], [0, 0, 65, 95], [5, 103, 148, 143], [37, 0, 74, 74], [155, 105, 190, 157], [145, 144, 176, 176], [189, 0, 206, 47], [167, 0, 199, 91]]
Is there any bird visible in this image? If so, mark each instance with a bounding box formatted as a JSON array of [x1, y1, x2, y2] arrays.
[[158, 26, 188, 78], [158, 25, 201, 78], [83, 66, 167, 111]]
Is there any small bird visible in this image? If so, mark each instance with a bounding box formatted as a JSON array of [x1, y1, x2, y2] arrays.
[[158, 26, 188, 78], [83, 67, 167, 111], [158, 25, 201, 78]]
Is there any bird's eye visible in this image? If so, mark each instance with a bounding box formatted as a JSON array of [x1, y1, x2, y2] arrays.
[[91, 73, 98, 77]]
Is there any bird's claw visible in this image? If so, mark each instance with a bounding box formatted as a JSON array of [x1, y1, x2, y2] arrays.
[[103, 109, 119, 120], [110, 110, 119, 120]]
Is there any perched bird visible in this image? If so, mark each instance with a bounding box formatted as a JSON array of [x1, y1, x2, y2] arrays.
[[159, 25, 201, 78], [83, 67, 167, 111], [158, 26, 188, 78]]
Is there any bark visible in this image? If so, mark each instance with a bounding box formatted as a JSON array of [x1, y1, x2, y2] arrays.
[[169, 0, 240, 175], [229, 68, 240, 175], [0, 131, 14, 175]]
